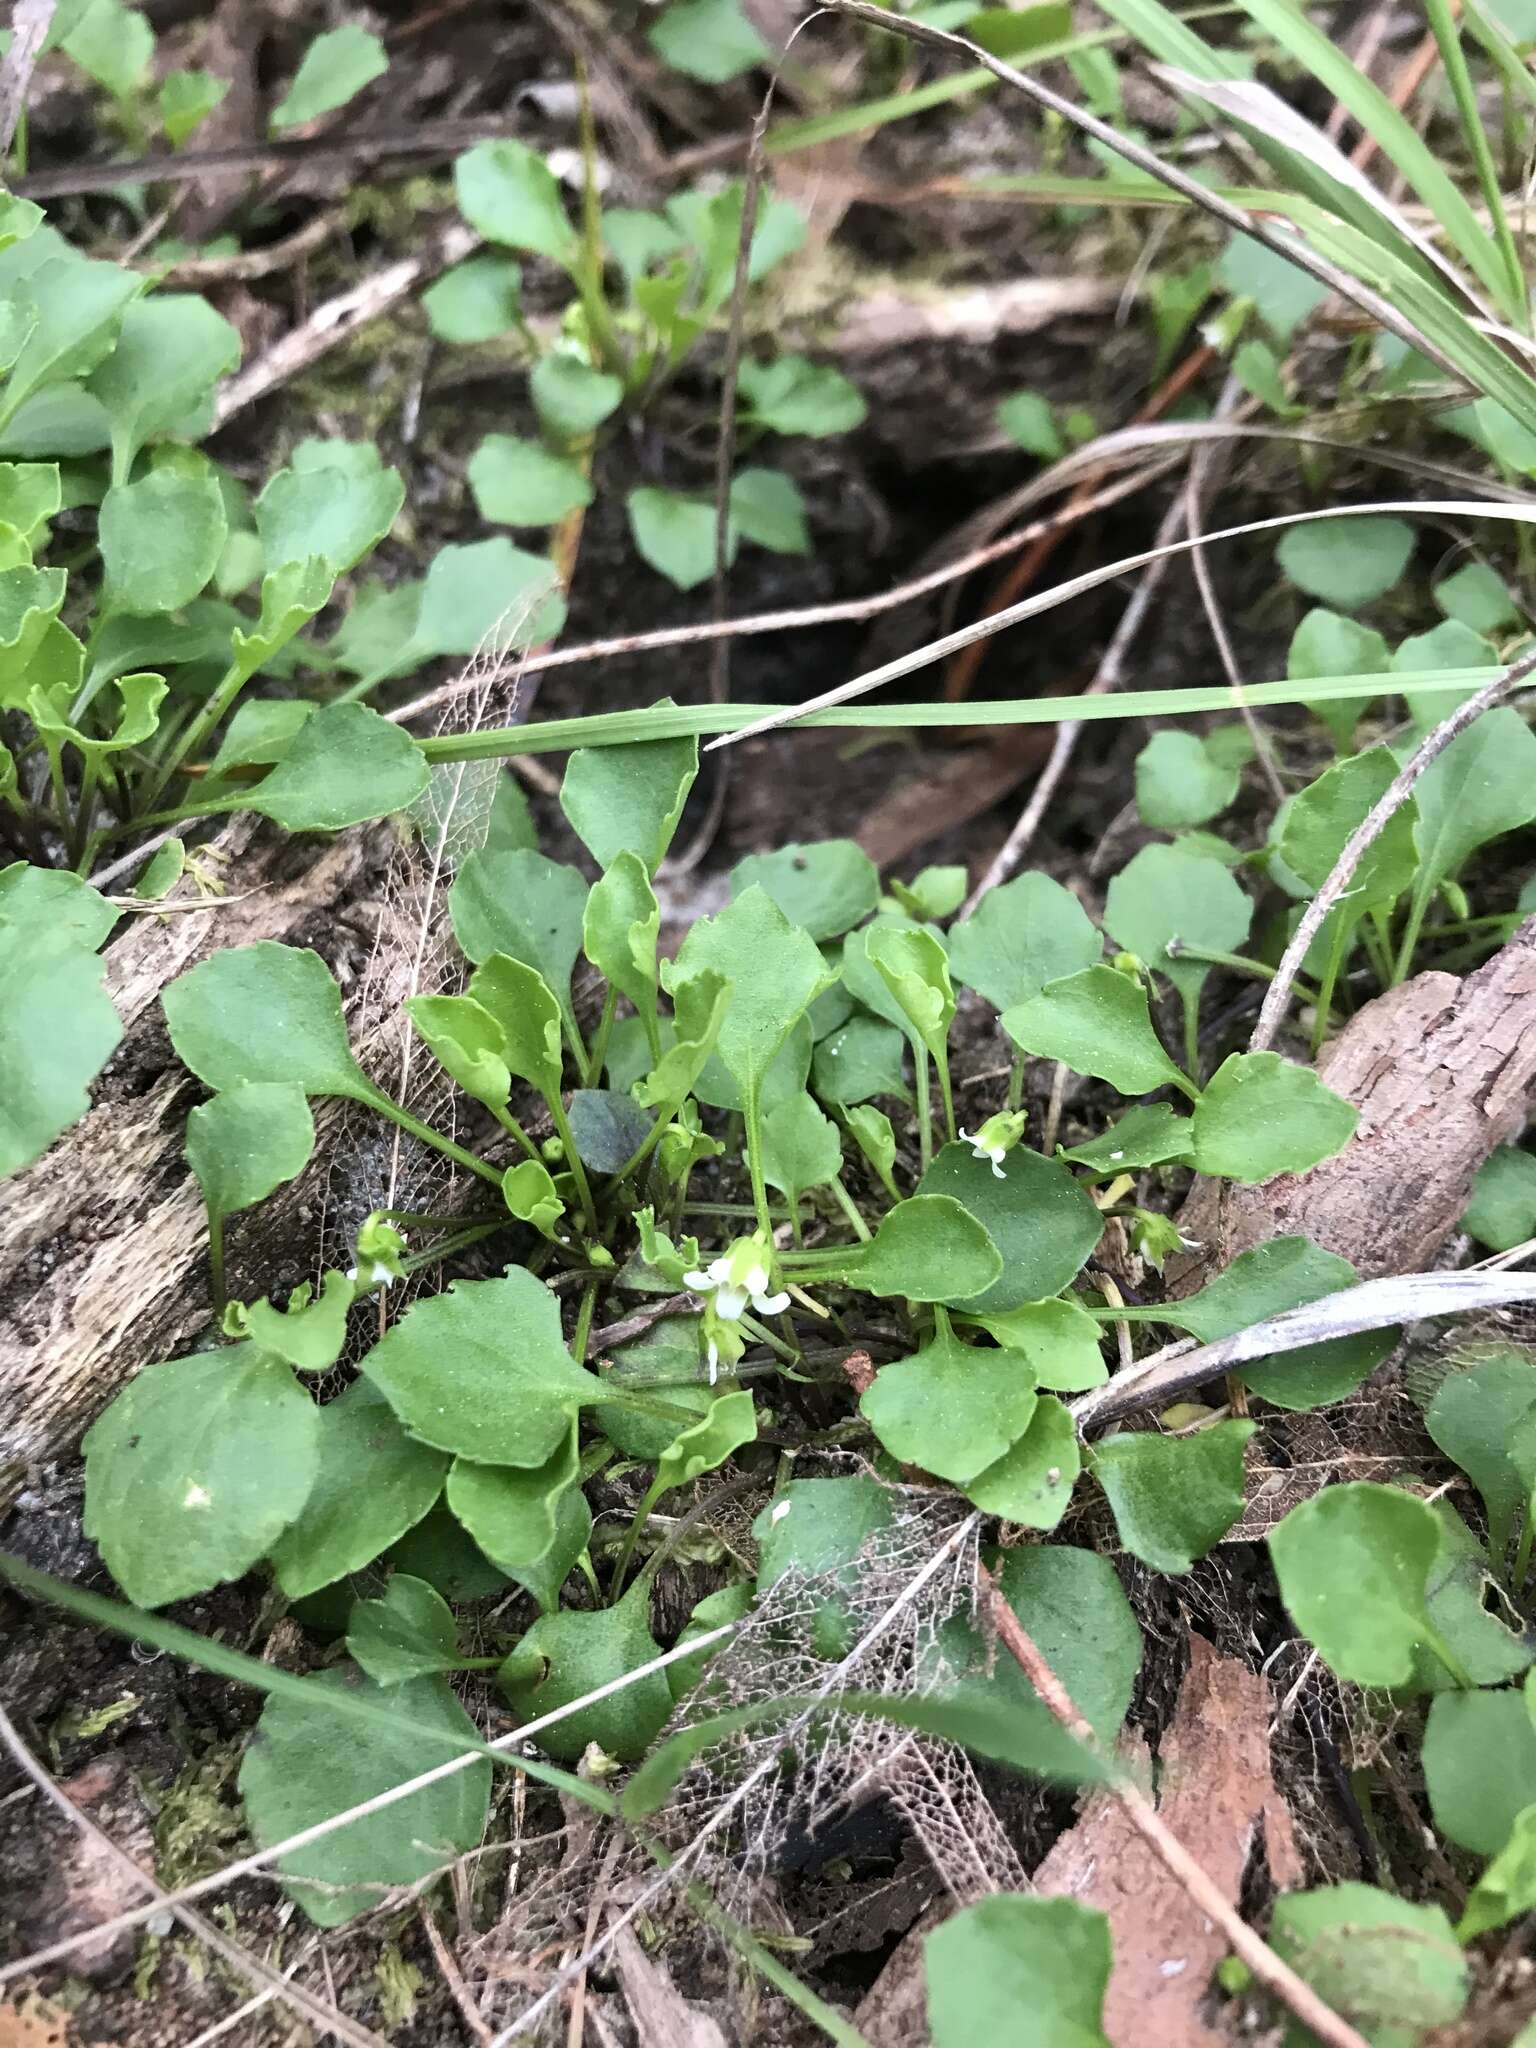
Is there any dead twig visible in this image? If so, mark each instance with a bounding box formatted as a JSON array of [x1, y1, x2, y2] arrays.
[[0, 0, 53, 156], [976, 1563, 1372, 2048], [1249, 646, 1536, 1052], [423, 1905, 495, 2045], [211, 221, 481, 429], [142, 209, 344, 286], [0, 1704, 386, 2048]]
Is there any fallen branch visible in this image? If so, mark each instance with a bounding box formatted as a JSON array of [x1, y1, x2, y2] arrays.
[[978, 1564, 1372, 2048]]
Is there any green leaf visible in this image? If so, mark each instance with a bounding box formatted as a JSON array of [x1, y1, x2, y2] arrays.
[[1103, 843, 1252, 1027], [812, 1016, 908, 1107], [753, 1474, 894, 1658], [159, 67, 228, 146], [1434, 558, 1517, 633], [0, 564, 66, 705], [503, 1156, 565, 1238], [61, 0, 153, 97], [861, 1325, 1038, 1485], [648, 0, 770, 81], [562, 726, 698, 874], [1410, 707, 1536, 905], [965, 1298, 1107, 1392], [87, 295, 240, 486], [918, 1141, 1102, 1313], [0, 921, 121, 1177], [0, 459, 60, 541], [230, 1269, 355, 1374], [0, 255, 141, 431], [346, 1573, 458, 1685], [933, 1545, 1136, 1765], [238, 1669, 490, 1927], [1273, 1887, 1467, 2042], [185, 1082, 315, 1228], [468, 953, 564, 1101], [866, 924, 955, 1063], [1134, 729, 1242, 828], [499, 1583, 671, 1762], [270, 1380, 448, 1600], [1190, 1051, 1358, 1184], [596, 1320, 711, 1460], [1004, 965, 1188, 1096], [529, 351, 623, 439], [732, 839, 879, 943], [0, 860, 114, 949], [467, 432, 591, 527], [1269, 1482, 1444, 1687], [28, 668, 165, 764], [829, 1192, 1001, 1303], [446, 1423, 579, 1574], [272, 25, 387, 129], [82, 1344, 319, 1608], [843, 1103, 898, 1191], [668, 1581, 753, 1701], [99, 466, 227, 613], [456, 139, 577, 266], [1288, 606, 1390, 750], [583, 855, 661, 1042], [1276, 514, 1415, 610], [566, 1089, 651, 1172], [510, 1481, 593, 1614], [420, 255, 522, 343], [1423, 1690, 1536, 1856], [362, 1272, 598, 1465], [1408, 1501, 1531, 1694], [1089, 1421, 1254, 1573], [926, 1895, 1111, 2048], [1463, 1145, 1536, 1252], [384, 1501, 508, 1603], [888, 864, 967, 922], [1279, 745, 1419, 911], [1394, 617, 1496, 734], [1460, 1805, 1536, 1943], [1162, 1235, 1358, 1343], [451, 848, 587, 1016], [407, 993, 512, 1115], [737, 354, 866, 436], [625, 486, 733, 591], [655, 1389, 757, 1494], [667, 885, 834, 1111], [996, 389, 1063, 459], [163, 941, 373, 1102], [1059, 1102, 1194, 1176], [229, 557, 335, 675], [241, 702, 428, 832], [1240, 1329, 1396, 1412], [761, 1090, 843, 1205], [1425, 1349, 1536, 1564], [964, 1395, 1080, 1530], [255, 450, 403, 577], [729, 466, 809, 554], [634, 970, 729, 1111]]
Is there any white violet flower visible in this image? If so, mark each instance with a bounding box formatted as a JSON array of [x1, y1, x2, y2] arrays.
[[958, 1110, 1027, 1179]]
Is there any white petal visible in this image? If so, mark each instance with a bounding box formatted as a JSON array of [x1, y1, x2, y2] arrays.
[[744, 1263, 771, 1297], [706, 1340, 719, 1386], [707, 1256, 734, 1284], [769, 1499, 793, 1524], [683, 1270, 713, 1292], [990, 1159, 1006, 1180], [957, 1128, 973, 1144], [715, 1283, 749, 1320], [754, 1290, 791, 1316]]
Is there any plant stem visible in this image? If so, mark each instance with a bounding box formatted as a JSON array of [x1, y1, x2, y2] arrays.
[[933, 1041, 957, 1144], [586, 985, 617, 1087], [365, 1090, 504, 1187], [608, 1472, 665, 1603], [571, 1277, 599, 1364], [137, 654, 246, 813], [914, 1048, 933, 1172], [1393, 881, 1433, 984], [744, 1089, 774, 1240], [549, 1094, 599, 1240], [828, 1175, 873, 1241], [492, 1102, 540, 1162], [1006, 1051, 1025, 1112], [1310, 916, 1352, 1057], [1181, 992, 1200, 1085], [207, 1213, 227, 1318]]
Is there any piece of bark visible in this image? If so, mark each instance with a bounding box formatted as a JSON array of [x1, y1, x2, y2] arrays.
[[1172, 916, 1536, 1290], [1030, 1635, 1292, 2048], [854, 731, 1050, 869], [853, 1904, 946, 2048], [0, 822, 384, 1503], [610, 1927, 729, 2048]]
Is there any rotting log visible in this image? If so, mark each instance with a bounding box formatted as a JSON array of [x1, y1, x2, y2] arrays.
[[1171, 915, 1536, 1291]]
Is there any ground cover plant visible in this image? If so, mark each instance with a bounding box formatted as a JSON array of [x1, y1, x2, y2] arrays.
[[5, 3, 1536, 2046]]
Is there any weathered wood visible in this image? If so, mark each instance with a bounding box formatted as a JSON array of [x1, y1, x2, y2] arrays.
[[0, 823, 383, 1500], [1172, 914, 1536, 1288]]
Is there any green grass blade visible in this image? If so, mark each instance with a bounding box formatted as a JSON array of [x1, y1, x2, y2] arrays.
[[1422, 0, 1528, 326], [1461, 0, 1536, 114]]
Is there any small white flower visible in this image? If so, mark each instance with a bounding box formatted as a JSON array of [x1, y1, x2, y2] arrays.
[[685, 1245, 789, 1321], [958, 1127, 1008, 1180], [367, 1260, 396, 1288]]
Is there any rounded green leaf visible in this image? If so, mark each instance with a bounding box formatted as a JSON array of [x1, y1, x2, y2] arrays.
[[1423, 1690, 1536, 1856], [529, 351, 622, 438], [361, 1271, 599, 1465], [963, 1395, 1080, 1529], [269, 1379, 448, 1599], [648, 0, 771, 82], [271, 25, 387, 129], [866, 924, 954, 1061], [654, 1389, 757, 1493], [966, 1297, 1107, 1392], [447, 1425, 579, 1574], [736, 353, 866, 436], [926, 1895, 1111, 2048], [731, 840, 879, 943], [0, 922, 121, 1177], [668, 884, 834, 1101], [1269, 1482, 1442, 1687], [1103, 843, 1252, 1012], [243, 703, 429, 833], [421, 254, 522, 343], [450, 848, 588, 1005], [1089, 1420, 1255, 1573], [1287, 606, 1388, 751], [346, 1573, 458, 1685], [1278, 745, 1419, 910], [835, 1191, 1002, 1304], [562, 729, 698, 875], [163, 941, 371, 1101], [238, 1669, 491, 1927], [1004, 965, 1187, 1096], [1276, 514, 1415, 610], [918, 1141, 1102, 1313], [100, 466, 227, 614], [1463, 1145, 1536, 1253], [83, 1345, 320, 1607], [185, 1081, 315, 1222], [729, 465, 809, 554], [498, 1584, 671, 1762], [467, 952, 564, 1100], [255, 451, 404, 577], [87, 294, 240, 484], [1425, 1349, 1536, 1565], [1190, 1051, 1358, 1184], [583, 853, 661, 1022], [948, 872, 1105, 1013], [407, 992, 511, 1113], [455, 139, 578, 267], [1134, 729, 1240, 829], [626, 486, 733, 591], [761, 1090, 843, 1202], [1270, 1885, 1467, 2039], [0, 858, 114, 949], [861, 1326, 1038, 1485], [812, 1015, 908, 1106], [468, 432, 592, 527]]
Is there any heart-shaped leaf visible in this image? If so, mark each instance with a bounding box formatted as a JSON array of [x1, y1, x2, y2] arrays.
[[1423, 1690, 1536, 1856], [926, 1896, 1112, 2048], [667, 885, 833, 1112], [0, 921, 122, 1177], [1190, 1051, 1358, 1184], [827, 1193, 1001, 1304], [861, 1325, 1038, 1485], [346, 1573, 459, 1685], [1089, 1420, 1255, 1573], [731, 840, 880, 943], [918, 1141, 1102, 1313], [561, 726, 697, 875], [962, 1395, 1080, 1529], [451, 848, 588, 1018], [164, 941, 374, 1102], [1004, 965, 1189, 1096], [241, 703, 428, 832], [948, 872, 1101, 1012], [446, 1422, 580, 1574], [1269, 1482, 1445, 1687]]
